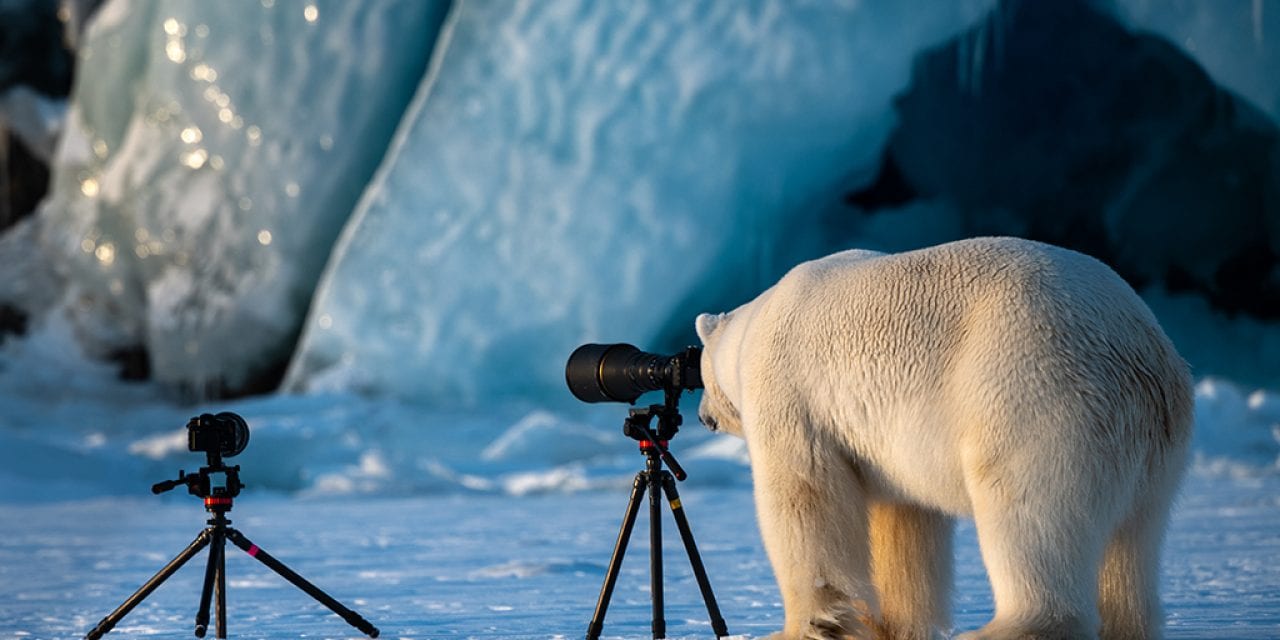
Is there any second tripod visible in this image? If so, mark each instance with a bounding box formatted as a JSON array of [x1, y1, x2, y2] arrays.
[[85, 413, 379, 640], [587, 394, 729, 640]]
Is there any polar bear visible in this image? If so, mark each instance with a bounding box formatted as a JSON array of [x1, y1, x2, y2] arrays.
[[695, 237, 1192, 640]]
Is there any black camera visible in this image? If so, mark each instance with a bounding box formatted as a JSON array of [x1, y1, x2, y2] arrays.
[[565, 343, 703, 404], [186, 412, 250, 458]]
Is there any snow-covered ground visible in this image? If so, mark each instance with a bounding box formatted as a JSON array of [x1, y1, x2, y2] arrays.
[[0, 476, 1277, 639], [1, 320, 1278, 639]]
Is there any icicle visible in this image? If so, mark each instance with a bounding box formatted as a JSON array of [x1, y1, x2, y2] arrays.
[[1253, 0, 1264, 49], [969, 20, 987, 95], [991, 1, 1007, 79], [956, 18, 988, 96]]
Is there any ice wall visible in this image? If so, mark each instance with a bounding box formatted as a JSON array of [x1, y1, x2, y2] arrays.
[[843, 0, 1280, 388], [283, 0, 996, 404], [35, 0, 448, 394], [1117, 0, 1280, 120]]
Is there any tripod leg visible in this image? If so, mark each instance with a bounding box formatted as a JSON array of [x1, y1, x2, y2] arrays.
[[660, 473, 730, 638], [194, 528, 223, 638], [587, 472, 647, 640], [215, 533, 227, 639], [223, 528, 380, 638], [648, 469, 665, 640], [85, 529, 212, 640]]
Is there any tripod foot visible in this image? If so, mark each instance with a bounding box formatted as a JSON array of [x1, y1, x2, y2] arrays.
[[588, 466, 731, 639], [84, 530, 213, 640], [85, 622, 110, 640], [225, 528, 380, 638]]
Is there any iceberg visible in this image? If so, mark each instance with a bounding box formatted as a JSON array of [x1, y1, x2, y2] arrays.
[[284, 0, 995, 403], [32, 0, 449, 395]]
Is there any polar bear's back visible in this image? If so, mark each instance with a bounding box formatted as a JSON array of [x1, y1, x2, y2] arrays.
[[747, 237, 1192, 512], [794, 237, 1145, 322], [770, 237, 1160, 362]]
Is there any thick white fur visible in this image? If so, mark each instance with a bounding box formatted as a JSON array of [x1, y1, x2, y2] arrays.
[[695, 237, 1192, 640]]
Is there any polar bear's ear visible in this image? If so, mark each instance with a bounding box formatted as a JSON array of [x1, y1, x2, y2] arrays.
[[695, 313, 725, 344]]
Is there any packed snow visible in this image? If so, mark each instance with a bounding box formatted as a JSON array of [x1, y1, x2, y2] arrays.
[[1, 316, 1278, 638], [0, 476, 1276, 639]]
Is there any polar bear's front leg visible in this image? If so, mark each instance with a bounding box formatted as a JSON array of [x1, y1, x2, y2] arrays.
[[750, 428, 876, 639]]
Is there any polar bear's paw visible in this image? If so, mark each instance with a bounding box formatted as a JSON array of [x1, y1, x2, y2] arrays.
[[799, 595, 874, 639], [953, 616, 1094, 640]]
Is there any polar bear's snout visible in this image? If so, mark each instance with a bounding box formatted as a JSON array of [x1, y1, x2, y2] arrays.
[[698, 410, 719, 432]]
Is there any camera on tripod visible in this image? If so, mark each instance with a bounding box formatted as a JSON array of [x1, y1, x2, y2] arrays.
[[565, 343, 702, 404], [564, 342, 729, 640], [87, 411, 379, 640], [186, 412, 250, 459]]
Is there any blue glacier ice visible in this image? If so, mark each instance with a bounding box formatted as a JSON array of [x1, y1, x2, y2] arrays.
[[31, 0, 448, 394], [16, 0, 1274, 405], [282, 0, 997, 404]]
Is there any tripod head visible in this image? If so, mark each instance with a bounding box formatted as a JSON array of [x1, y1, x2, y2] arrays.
[[151, 413, 248, 511], [622, 386, 690, 481], [151, 454, 243, 502]]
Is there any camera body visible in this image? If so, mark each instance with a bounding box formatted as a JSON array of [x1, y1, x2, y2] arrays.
[[186, 412, 250, 458], [565, 343, 703, 404]]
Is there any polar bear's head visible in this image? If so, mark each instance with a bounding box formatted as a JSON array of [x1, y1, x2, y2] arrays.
[[695, 312, 743, 437]]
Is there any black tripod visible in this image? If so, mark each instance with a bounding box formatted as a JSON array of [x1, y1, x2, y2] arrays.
[[86, 449, 379, 639], [587, 389, 729, 640]]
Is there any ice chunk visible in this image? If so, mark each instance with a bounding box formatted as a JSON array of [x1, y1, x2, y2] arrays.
[[35, 0, 449, 395], [1192, 378, 1280, 476], [285, 0, 995, 403]]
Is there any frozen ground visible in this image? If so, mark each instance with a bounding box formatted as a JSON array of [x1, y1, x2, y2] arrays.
[[1, 319, 1280, 638], [0, 475, 1277, 639], [0, 316, 1277, 639]]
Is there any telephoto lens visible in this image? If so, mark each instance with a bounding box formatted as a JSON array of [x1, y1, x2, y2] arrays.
[[565, 343, 702, 404]]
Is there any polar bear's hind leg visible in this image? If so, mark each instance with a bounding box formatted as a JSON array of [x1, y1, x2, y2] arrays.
[[961, 434, 1120, 640], [1098, 441, 1187, 640]]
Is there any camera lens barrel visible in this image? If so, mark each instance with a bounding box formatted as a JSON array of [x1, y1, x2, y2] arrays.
[[565, 343, 702, 404]]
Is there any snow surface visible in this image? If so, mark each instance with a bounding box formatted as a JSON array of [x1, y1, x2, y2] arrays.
[[1, 474, 1277, 638], [1, 317, 1279, 638]]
